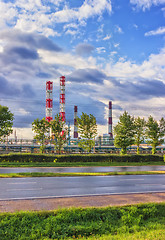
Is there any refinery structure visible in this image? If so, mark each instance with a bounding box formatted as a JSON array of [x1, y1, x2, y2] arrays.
[[45, 76, 113, 143], [0, 76, 115, 153], [1, 75, 165, 154]]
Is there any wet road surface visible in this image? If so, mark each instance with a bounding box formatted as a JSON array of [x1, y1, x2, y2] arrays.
[[0, 174, 165, 200], [1, 165, 165, 173]]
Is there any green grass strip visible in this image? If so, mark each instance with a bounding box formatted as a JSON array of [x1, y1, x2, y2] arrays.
[[0, 161, 164, 167], [0, 203, 165, 240], [68, 229, 165, 240], [0, 171, 165, 178]]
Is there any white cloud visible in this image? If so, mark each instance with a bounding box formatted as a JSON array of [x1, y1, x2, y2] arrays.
[[103, 34, 112, 40], [96, 47, 106, 54], [145, 26, 165, 36], [114, 43, 120, 48], [53, 0, 112, 23], [65, 29, 78, 35], [38, 49, 96, 70], [105, 47, 165, 80], [109, 51, 117, 57], [97, 24, 104, 33], [0, 0, 59, 36], [133, 24, 138, 29], [0, 0, 112, 36], [63, 23, 78, 31], [18, 108, 30, 116], [0, 2, 17, 30], [130, 0, 165, 10], [115, 25, 123, 34]]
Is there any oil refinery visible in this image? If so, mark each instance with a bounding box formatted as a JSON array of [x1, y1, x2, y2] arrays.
[[0, 75, 164, 154]]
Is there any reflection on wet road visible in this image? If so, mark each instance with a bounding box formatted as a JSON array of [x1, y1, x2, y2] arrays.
[[0, 165, 165, 173], [1, 174, 165, 200]]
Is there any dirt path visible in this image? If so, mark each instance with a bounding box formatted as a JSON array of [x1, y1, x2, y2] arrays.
[[0, 193, 165, 213]]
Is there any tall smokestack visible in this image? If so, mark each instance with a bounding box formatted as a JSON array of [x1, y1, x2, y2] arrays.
[[46, 81, 53, 122], [60, 76, 66, 136], [108, 101, 113, 138], [60, 76, 66, 122], [74, 106, 78, 138]]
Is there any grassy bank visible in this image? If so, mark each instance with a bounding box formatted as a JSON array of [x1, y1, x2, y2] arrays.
[[0, 203, 165, 240], [0, 161, 164, 167], [68, 229, 165, 239], [1, 171, 165, 178]]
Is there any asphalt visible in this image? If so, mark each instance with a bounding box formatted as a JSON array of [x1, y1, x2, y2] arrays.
[[1, 165, 165, 173], [1, 174, 165, 201]]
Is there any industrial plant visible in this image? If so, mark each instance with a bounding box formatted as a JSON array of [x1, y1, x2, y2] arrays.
[[0, 76, 164, 154], [45, 76, 113, 144]]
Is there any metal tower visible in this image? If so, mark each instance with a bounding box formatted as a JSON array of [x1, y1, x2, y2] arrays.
[[74, 106, 78, 138], [108, 101, 113, 138], [46, 81, 53, 122], [60, 76, 65, 122]]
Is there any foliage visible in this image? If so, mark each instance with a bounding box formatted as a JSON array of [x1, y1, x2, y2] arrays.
[[145, 116, 165, 154], [0, 203, 165, 239], [77, 112, 97, 152], [78, 139, 95, 153], [50, 114, 67, 154], [114, 111, 135, 154], [134, 117, 146, 154], [0, 153, 163, 163], [0, 105, 14, 141], [32, 118, 50, 153]]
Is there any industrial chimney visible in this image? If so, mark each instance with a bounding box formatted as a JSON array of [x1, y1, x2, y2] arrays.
[[74, 106, 78, 138], [46, 81, 53, 122], [108, 101, 113, 138]]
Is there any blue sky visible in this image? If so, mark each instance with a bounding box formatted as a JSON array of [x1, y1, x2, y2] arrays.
[[0, 0, 165, 138]]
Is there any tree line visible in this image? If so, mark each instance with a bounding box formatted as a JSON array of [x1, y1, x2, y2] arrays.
[[0, 104, 165, 155], [32, 112, 97, 153], [114, 111, 165, 155]]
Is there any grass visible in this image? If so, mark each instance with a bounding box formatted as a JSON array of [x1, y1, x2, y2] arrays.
[[1, 171, 165, 178], [67, 229, 165, 239], [0, 203, 165, 240], [0, 161, 164, 167]]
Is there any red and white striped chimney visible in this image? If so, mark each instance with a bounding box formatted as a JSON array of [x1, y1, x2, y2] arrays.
[[60, 76, 66, 136], [60, 76, 65, 122], [74, 106, 78, 138], [108, 101, 113, 138], [46, 81, 53, 122]]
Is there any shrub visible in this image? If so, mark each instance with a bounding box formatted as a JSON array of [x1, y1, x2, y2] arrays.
[[0, 153, 163, 163], [0, 203, 165, 239]]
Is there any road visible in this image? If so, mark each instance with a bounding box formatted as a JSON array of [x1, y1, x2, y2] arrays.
[[1, 165, 165, 173], [0, 174, 165, 201]]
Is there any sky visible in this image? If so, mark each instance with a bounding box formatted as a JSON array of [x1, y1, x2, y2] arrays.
[[0, 0, 165, 139]]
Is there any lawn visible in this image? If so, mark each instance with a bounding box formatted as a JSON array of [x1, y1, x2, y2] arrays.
[[0, 203, 165, 240], [0, 161, 164, 167]]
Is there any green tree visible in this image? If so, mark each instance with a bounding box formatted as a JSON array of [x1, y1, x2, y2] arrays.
[[0, 105, 14, 141], [50, 114, 67, 154], [134, 117, 146, 154], [114, 111, 135, 155], [145, 116, 165, 154], [32, 118, 50, 153], [77, 112, 97, 152]]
